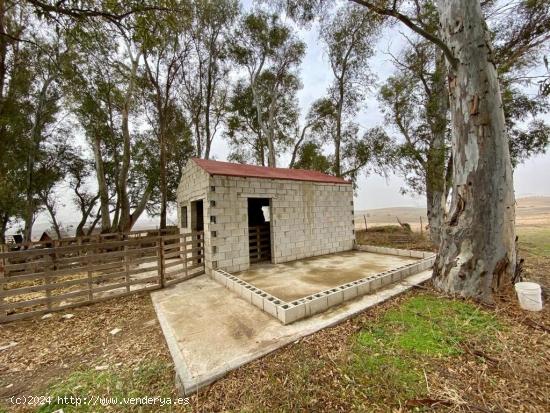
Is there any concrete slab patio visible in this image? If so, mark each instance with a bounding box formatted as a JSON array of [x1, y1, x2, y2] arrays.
[[151, 269, 432, 395], [236, 250, 418, 301]]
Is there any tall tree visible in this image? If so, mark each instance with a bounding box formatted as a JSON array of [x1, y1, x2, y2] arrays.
[[225, 74, 302, 166], [378, 1, 549, 245], [428, 0, 516, 301], [66, 14, 155, 233], [21, 40, 66, 241], [231, 11, 306, 167], [281, 0, 532, 301], [65, 152, 101, 237], [225, 80, 267, 165], [180, 0, 239, 160], [350, 0, 535, 300], [379, 39, 452, 245], [319, 3, 382, 176], [0, 1, 29, 242], [142, 4, 192, 229]]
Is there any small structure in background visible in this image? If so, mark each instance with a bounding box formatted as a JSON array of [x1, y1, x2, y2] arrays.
[[177, 158, 355, 274], [5, 234, 23, 245], [39, 229, 71, 242], [5, 234, 23, 248]]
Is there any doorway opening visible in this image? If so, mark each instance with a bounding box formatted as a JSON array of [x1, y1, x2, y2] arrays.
[[190, 200, 204, 263], [190, 200, 204, 232], [247, 198, 272, 264]]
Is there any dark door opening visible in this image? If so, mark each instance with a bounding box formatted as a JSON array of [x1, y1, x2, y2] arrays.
[[248, 198, 272, 264], [190, 200, 204, 263], [191, 200, 204, 231]]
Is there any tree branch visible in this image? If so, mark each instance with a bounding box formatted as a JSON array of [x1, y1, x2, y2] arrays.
[[24, 0, 178, 22], [349, 0, 458, 69]]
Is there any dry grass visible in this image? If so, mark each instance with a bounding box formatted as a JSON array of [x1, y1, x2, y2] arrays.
[[188, 286, 549, 413], [356, 225, 437, 252], [0, 294, 178, 413]]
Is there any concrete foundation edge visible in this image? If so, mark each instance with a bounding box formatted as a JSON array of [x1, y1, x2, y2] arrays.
[[166, 269, 432, 395], [213, 246, 435, 325]]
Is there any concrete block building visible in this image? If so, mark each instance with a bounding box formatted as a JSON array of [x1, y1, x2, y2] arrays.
[[177, 158, 355, 274]]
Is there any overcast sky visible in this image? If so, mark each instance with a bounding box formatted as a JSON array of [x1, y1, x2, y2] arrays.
[[209, 13, 550, 211], [28, 3, 550, 234]]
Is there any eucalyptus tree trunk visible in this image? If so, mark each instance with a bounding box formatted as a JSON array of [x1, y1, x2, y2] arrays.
[[250, 76, 277, 168], [43, 200, 62, 240], [425, 177, 445, 245], [433, 0, 516, 302], [425, 51, 448, 245], [144, 54, 169, 230], [334, 81, 344, 177], [74, 197, 98, 237], [116, 51, 141, 233], [204, 51, 214, 160], [24, 75, 54, 241], [116, 103, 133, 232], [266, 97, 277, 167], [91, 136, 111, 233], [158, 113, 168, 230]]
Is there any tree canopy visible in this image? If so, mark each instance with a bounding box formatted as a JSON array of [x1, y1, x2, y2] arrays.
[[0, 0, 547, 253]]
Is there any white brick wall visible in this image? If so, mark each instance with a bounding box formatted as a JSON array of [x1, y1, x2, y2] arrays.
[[176, 161, 212, 271], [177, 160, 355, 274]]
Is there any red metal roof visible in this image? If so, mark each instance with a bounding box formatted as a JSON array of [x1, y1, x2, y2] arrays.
[[192, 158, 351, 185]]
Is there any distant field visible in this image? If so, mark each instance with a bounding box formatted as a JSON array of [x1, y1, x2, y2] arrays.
[[354, 206, 428, 232], [517, 226, 550, 258], [355, 196, 550, 232]]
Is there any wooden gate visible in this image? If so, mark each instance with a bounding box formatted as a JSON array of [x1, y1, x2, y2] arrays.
[[249, 224, 271, 264], [0, 231, 204, 323]]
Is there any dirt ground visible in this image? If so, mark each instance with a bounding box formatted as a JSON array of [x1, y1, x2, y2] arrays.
[[1, 223, 549, 412], [0, 294, 177, 412]]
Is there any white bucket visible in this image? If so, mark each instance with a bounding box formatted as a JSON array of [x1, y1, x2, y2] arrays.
[[514, 282, 543, 312]]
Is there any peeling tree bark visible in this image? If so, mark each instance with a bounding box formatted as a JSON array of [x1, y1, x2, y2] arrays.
[[433, 0, 516, 302], [425, 51, 448, 245]]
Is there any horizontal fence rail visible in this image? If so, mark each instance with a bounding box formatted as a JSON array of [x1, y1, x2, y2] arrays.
[[249, 225, 271, 264], [3, 227, 179, 251], [0, 231, 204, 323]]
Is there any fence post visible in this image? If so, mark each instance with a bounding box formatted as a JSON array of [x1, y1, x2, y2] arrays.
[[87, 268, 93, 302], [420, 216, 423, 235], [124, 242, 130, 292], [256, 226, 261, 261], [158, 236, 165, 288], [363, 215, 367, 231], [183, 234, 188, 276], [0, 244, 6, 321], [45, 251, 54, 312]]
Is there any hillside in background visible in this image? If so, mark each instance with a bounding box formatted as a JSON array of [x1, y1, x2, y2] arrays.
[[354, 196, 550, 231], [8, 196, 550, 240]]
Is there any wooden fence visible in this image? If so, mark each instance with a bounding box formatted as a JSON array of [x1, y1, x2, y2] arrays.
[[0, 231, 204, 323], [4, 227, 179, 251], [249, 225, 271, 264]]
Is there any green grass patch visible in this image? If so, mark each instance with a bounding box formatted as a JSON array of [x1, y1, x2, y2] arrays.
[[348, 294, 501, 405], [36, 360, 184, 413], [517, 226, 550, 257]]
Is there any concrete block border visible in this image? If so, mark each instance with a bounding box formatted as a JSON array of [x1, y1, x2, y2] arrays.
[[355, 244, 435, 259], [213, 247, 436, 325]]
